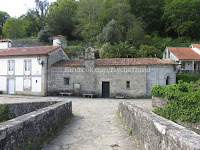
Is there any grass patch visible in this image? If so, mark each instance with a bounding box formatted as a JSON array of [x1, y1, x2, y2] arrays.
[[0, 105, 12, 123]]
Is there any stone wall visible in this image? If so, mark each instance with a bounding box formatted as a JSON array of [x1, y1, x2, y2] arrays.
[[152, 96, 168, 107], [146, 65, 176, 96], [0, 101, 72, 150], [1, 101, 58, 118], [119, 101, 200, 150], [12, 40, 43, 47], [49, 64, 176, 98], [49, 65, 147, 98]]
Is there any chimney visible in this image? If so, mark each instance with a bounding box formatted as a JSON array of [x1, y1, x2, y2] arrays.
[[0, 39, 12, 49]]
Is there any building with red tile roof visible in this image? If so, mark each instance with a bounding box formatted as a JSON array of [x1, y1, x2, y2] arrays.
[[163, 44, 200, 71]]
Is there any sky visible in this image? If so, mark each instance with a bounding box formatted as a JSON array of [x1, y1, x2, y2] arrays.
[[0, 0, 57, 18]]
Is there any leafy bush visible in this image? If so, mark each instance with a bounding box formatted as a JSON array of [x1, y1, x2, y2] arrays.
[[151, 81, 200, 123], [176, 74, 200, 83]]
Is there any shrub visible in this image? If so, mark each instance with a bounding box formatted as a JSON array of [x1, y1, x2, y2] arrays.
[[176, 74, 200, 83], [0, 105, 11, 123], [63, 46, 85, 51], [151, 81, 200, 123]]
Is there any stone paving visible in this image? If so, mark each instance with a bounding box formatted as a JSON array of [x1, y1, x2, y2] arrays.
[[0, 95, 152, 150]]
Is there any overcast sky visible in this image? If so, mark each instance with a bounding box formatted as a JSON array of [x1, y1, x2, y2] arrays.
[[0, 0, 57, 18]]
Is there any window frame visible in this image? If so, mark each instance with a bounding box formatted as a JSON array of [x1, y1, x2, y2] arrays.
[[64, 77, 70, 85], [24, 59, 31, 75], [8, 60, 15, 75]]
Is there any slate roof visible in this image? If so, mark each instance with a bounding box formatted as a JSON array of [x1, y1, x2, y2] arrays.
[[167, 47, 200, 60], [0, 46, 61, 56], [53, 58, 176, 67]]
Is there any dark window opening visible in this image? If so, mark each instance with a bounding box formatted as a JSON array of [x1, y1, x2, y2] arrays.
[[126, 81, 130, 89], [166, 76, 170, 85], [64, 78, 70, 85], [36, 80, 37, 83], [181, 63, 185, 69]]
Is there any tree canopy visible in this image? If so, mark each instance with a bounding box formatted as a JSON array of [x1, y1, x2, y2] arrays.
[[1, 0, 200, 59]]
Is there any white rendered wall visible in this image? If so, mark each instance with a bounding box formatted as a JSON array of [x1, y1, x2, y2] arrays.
[[0, 57, 42, 94], [16, 77, 23, 91], [53, 39, 61, 46], [0, 77, 6, 91], [0, 42, 9, 49], [32, 58, 42, 75], [32, 77, 41, 92], [0, 59, 8, 75], [0, 57, 41, 75], [15, 59, 24, 75]]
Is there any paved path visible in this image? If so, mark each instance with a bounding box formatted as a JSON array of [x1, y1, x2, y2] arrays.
[[0, 95, 152, 150], [41, 99, 144, 150]]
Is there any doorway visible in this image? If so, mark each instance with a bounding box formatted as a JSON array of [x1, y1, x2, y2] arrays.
[[102, 82, 110, 98], [8, 79, 15, 94]]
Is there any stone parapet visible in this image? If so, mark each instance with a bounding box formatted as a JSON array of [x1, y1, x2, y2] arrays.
[[119, 101, 200, 150], [0, 101, 72, 150]]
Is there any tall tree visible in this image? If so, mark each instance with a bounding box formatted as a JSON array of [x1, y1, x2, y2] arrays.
[[163, 0, 200, 38], [0, 11, 10, 37], [129, 0, 165, 35], [2, 18, 26, 38], [74, 0, 104, 41], [47, 0, 77, 39], [26, 0, 49, 32]]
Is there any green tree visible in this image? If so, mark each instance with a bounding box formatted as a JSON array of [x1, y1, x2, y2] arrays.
[[100, 41, 138, 58], [74, 0, 104, 41], [47, 0, 77, 39], [163, 0, 200, 38], [0, 11, 10, 37], [2, 18, 26, 38], [26, 0, 49, 32], [138, 45, 162, 58], [97, 19, 120, 45], [37, 27, 52, 43], [129, 0, 165, 35]]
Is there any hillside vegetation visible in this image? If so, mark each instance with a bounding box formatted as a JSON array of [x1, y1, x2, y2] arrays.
[[1, 0, 200, 58]]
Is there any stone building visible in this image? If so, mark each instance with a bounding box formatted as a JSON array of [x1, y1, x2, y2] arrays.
[[0, 39, 176, 97], [48, 47, 176, 98]]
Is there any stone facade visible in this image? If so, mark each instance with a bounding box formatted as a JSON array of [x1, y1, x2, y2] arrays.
[[0, 101, 72, 150], [49, 59, 176, 98], [119, 101, 200, 150]]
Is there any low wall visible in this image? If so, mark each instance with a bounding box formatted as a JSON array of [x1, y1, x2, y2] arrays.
[[152, 96, 168, 107], [0, 101, 72, 150], [119, 101, 200, 150], [1, 101, 58, 118]]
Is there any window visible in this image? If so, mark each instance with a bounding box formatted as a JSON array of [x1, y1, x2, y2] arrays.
[[64, 78, 70, 85], [8, 60, 14, 71], [181, 63, 185, 69], [126, 81, 130, 89], [166, 76, 170, 85], [168, 51, 170, 58], [164, 52, 167, 59], [25, 60, 31, 72]]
